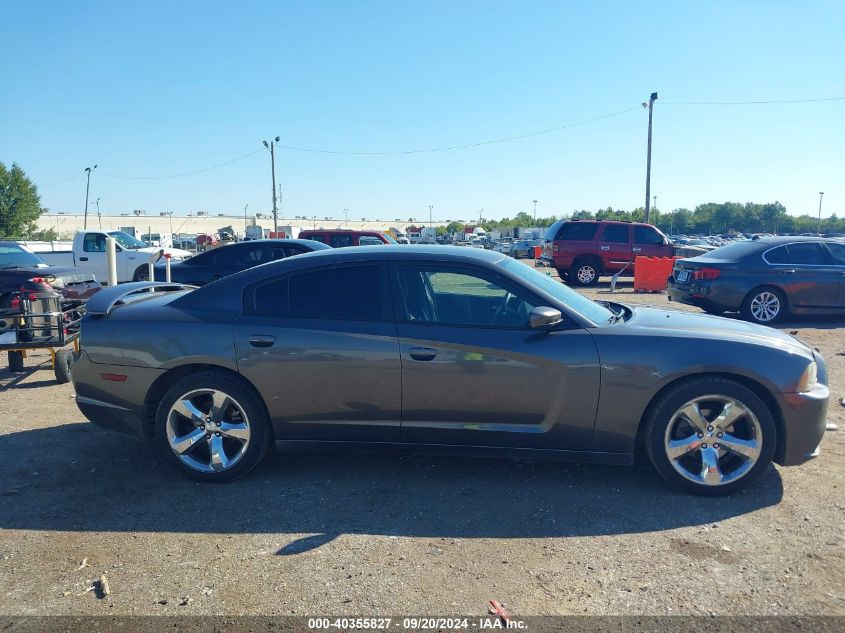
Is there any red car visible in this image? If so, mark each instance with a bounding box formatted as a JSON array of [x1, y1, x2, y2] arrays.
[[542, 220, 673, 286], [298, 229, 395, 247]]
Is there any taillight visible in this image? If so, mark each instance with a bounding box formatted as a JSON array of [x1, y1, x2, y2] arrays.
[[10, 297, 20, 310], [693, 267, 721, 280], [553, 244, 559, 256]]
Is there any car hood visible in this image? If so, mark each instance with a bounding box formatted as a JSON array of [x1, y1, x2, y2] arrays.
[[621, 306, 813, 359]]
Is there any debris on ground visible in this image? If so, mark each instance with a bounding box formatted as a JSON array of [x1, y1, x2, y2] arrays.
[[76, 558, 88, 571], [98, 575, 110, 597]]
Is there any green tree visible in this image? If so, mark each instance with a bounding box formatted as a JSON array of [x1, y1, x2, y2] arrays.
[[0, 162, 43, 238]]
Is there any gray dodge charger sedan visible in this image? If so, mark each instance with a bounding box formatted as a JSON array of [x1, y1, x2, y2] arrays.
[[72, 246, 829, 495]]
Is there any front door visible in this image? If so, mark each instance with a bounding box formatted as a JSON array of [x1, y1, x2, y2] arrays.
[[393, 264, 601, 450], [777, 242, 840, 309], [235, 263, 401, 442], [632, 224, 673, 259]]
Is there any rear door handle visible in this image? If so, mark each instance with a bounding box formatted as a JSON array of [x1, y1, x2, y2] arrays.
[[632, 247, 642, 252], [409, 347, 437, 361], [79, 257, 88, 262], [781, 269, 796, 274], [600, 246, 610, 251], [248, 335, 276, 348]]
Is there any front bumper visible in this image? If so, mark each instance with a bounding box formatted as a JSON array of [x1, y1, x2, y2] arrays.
[[773, 382, 829, 466]]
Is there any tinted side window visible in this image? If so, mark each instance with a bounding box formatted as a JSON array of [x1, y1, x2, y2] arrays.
[[253, 266, 381, 321], [330, 234, 354, 248], [765, 246, 789, 264], [787, 243, 826, 265], [214, 245, 266, 267], [633, 225, 664, 245], [825, 242, 845, 265], [601, 224, 629, 243], [304, 235, 325, 243], [83, 233, 106, 252], [558, 223, 599, 241]]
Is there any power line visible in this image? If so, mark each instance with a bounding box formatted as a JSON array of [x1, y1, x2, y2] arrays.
[[277, 107, 642, 155], [97, 148, 264, 180], [661, 96, 845, 105], [41, 171, 84, 188]]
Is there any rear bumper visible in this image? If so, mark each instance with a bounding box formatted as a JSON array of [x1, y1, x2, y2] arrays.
[[76, 395, 147, 439], [667, 283, 739, 312], [774, 383, 829, 466]]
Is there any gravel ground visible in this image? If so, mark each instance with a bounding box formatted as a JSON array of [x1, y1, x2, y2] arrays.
[[0, 268, 843, 617]]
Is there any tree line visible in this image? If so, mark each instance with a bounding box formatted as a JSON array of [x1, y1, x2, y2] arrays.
[[463, 202, 840, 237]]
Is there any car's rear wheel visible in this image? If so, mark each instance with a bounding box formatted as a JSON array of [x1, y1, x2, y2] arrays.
[[571, 258, 600, 286], [133, 265, 149, 282], [644, 377, 776, 495], [741, 287, 786, 325], [155, 371, 271, 482]]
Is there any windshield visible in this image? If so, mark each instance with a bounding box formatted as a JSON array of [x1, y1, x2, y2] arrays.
[[500, 258, 614, 325], [0, 244, 48, 269], [108, 230, 147, 250]]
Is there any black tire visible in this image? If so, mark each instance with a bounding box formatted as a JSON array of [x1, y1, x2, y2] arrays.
[[133, 265, 149, 282], [644, 377, 777, 496], [155, 370, 271, 482], [8, 350, 24, 373], [571, 258, 600, 287], [54, 349, 75, 383], [741, 286, 787, 325], [556, 269, 569, 282]]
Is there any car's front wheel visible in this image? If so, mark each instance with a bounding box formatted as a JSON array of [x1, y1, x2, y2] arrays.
[[741, 287, 786, 325], [155, 371, 271, 482], [644, 377, 776, 495]]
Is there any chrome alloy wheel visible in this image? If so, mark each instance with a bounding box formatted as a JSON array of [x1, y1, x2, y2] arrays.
[[664, 395, 763, 486], [576, 265, 597, 284], [750, 291, 781, 323], [165, 388, 251, 473]]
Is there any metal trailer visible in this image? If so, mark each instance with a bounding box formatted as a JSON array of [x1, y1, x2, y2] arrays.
[[0, 288, 85, 383]]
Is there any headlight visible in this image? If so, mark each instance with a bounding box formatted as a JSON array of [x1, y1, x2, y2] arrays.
[[797, 361, 818, 392]]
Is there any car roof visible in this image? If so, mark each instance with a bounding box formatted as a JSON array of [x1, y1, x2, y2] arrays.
[[174, 245, 508, 309]]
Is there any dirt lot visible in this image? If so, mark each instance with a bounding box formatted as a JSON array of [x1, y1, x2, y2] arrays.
[[0, 270, 843, 617]]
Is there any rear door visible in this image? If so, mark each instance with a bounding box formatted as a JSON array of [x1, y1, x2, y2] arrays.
[[235, 263, 401, 442], [772, 242, 839, 308], [329, 233, 354, 248], [552, 222, 600, 269], [392, 263, 600, 450], [598, 224, 632, 273]]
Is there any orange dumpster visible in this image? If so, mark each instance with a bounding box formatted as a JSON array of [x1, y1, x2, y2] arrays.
[[634, 256, 676, 292]]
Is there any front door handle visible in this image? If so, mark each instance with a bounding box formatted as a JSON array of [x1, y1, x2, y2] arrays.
[[248, 335, 276, 348], [409, 347, 437, 361], [632, 247, 642, 252], [600, 246, 610, 251], [781, 269, 796, 275], [79, 256, 88, 262]]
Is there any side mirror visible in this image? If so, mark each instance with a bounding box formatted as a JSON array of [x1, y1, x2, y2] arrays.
[[530, 306, 563, 330]]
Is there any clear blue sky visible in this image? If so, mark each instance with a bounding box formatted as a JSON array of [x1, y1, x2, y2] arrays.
[[2, 0, 843, 221]]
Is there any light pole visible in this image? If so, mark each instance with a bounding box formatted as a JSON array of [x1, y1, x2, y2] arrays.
[[262, 137, 280, 234], [653, 195, 657, 212], [344, 208, 349, 227], [95, 197, 101, 228], [818, 192, 825, 235], [244, 204, 249, 235], [428, 205, 433, 228], [83, 164, 97, 229], [643, 92, 658, 224], [533, 200, 537, 222]]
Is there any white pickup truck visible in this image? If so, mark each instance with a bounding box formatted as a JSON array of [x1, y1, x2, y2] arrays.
[[38, 230, 192, 283]]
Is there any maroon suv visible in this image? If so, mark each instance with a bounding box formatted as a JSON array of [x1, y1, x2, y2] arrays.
[[298, 230, 394, 248], [542, 219, 673, 286]]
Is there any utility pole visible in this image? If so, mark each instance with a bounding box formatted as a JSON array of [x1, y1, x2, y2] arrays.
[[95, 197, 101, 229], [244, 204, 249, 234], [262, 137, 280, 234], [479, 209, 483, 224], [344, 208, 349, 227], [818, 191, 825, 235], [653, 195, 657, 212], [83, 164, 97, 229], [428, 205, 434, 228], [643, 92, 657, 224], [533, 199, 537, 222]]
